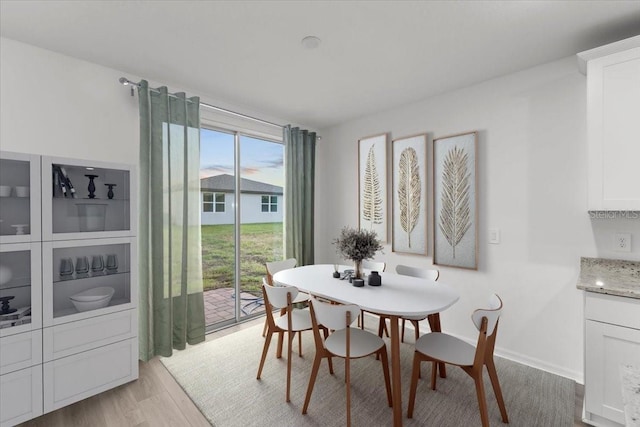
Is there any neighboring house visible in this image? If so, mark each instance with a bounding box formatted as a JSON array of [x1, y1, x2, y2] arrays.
[[200, 174, 283, 225]]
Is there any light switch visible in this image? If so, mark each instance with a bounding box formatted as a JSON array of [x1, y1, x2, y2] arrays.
[[489, 228, 501, 244]]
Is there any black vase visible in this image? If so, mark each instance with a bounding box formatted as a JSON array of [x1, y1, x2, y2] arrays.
[[368, 271, 382, 286], [105, 183, 116, 200], [85, 174, 98, 199]]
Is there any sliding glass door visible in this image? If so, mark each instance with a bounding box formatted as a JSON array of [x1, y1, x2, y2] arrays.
[[200, 127, 284, 329]]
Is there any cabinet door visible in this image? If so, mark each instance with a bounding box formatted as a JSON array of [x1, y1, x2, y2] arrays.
[[0, 366, 43, 427], [43, 338, 138, 413], [0, 151, 41, 244], [41, 156, 137, 241], [0, 243, 42, 337], [587, 46, 640, 210], [0, 330, 42, 375], [43, 238, 137, 327], [585, 320, 640, 425]]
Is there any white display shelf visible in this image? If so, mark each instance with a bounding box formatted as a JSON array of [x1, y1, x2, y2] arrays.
[[43, 237, 137, 327], [41, 156, 136, 241], [0, 243, 42, 338]]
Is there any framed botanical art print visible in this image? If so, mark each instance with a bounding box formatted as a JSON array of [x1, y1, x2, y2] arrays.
[[433, 131, 478, 269], [392, 133, 427, 255], [358, 133, 388, 242]]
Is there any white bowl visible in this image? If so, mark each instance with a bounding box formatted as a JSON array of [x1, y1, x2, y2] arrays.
[[70, 286, 114, 312], [0, 186, 10, 197], [14, 186, 29, 197]]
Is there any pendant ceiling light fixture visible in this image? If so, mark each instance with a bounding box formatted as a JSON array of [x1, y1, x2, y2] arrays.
[[301, 35, 321, 49]]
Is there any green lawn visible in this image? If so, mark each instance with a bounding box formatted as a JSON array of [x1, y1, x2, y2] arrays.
[[201, 222, 283, 294]]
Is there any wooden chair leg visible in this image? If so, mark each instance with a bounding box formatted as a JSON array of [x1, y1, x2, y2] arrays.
[[359, 311, 365, 330], [430, 361, 438, 390], [345, 355, 351, 427], [298, 331, 303, 357], [276, 330, 284, 358], [401, 318, 406, 343], [286, 331, 293, 402], [412, 320, 420, 342], [302, 354, 323, 414], [262, 318, 268, 337], [428, 314, 447, 379], [472, 370, 490, 427], [322, 328, 334, 374], [407, 352, 421, 418], [378, 347, 393, 407], [486, 358, 509, 423], [256, 329, 273, 379]]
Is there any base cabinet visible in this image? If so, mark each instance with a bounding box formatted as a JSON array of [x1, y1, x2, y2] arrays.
[[43, 338, 138, 413], [0, 366, 43, 427], [584, 292, 640, 426]]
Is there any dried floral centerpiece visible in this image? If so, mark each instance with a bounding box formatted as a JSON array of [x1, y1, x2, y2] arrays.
[[333, 226, 383, 279]]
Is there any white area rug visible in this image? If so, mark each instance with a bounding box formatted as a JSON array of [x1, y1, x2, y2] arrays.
[[161, 323, 574, 426]]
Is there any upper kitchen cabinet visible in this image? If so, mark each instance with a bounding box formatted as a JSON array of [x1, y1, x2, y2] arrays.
[[41, 156, 136, 241], [578, 35, 640, 211], [0, 152, 41, 244]]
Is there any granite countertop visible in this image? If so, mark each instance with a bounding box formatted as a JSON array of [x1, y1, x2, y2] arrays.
[[576, 257, 640, 299], [621, 364, 640, 427]]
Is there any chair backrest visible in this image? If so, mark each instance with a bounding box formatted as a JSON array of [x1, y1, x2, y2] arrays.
[[265, 258, 297, 284], [471, 294, 503, 336], [309, 297, 360, 331], [362, 260, 386, 272], [263, 282, 299, 310], [395, 264, 439, 281]]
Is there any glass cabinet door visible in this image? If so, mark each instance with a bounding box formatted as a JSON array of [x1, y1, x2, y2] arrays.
[[41, 156, 136, 240], [42, 238, 136, 326], [0, 243, 42, 337], [0, 152, 41, 244]]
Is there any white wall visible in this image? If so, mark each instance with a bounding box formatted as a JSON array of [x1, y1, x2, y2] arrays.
[[0, 38, 140, 162], [200, 192, 283, 225], [316, 56, 640, 382]]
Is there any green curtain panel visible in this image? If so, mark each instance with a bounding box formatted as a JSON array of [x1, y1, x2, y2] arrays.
[[138, 80, 205, 361], [284, 125, 316, 266]]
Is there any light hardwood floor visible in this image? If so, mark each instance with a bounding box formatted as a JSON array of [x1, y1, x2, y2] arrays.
[[19, 317, 588, 427]]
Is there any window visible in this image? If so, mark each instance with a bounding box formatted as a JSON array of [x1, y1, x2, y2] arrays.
[[261, 195, 278, 212], [203, 192, 225, 212]]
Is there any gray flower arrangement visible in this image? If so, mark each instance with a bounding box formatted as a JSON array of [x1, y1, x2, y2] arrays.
[[333, 226, 383, 262]]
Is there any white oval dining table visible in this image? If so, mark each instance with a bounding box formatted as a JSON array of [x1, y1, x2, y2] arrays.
[[273, 264, 460, 426]]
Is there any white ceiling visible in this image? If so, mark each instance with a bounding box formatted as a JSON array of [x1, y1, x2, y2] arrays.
[[2, 1, 640, 129]]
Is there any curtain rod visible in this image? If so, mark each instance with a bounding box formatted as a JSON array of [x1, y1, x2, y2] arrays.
[[119, 77, 284, 129]]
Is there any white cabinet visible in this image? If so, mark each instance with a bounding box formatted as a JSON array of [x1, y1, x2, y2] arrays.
[[43, 338, 138, 413], [0, 366, 43, 427], [40, 155, 138, 417], [583, 292, 640, 426], [578, 36, 640, 210], [0, 151, 138, 425]]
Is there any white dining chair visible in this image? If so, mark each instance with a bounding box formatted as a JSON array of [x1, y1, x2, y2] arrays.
[[302, 297, 393, 426], [407, 294, 509, 427], [263, 258, 310, 337], [256, 281, 313, 403], [359, 260, 386, 330], [393, 264, 440, 343]]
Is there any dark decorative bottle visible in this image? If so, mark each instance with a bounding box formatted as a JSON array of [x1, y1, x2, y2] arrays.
[[368, 271, 382, 286]]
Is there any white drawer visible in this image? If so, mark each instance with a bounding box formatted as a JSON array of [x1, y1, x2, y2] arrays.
[[0, 330, 42, 375], [585, 292, 640, 329], [43, 337, 138, 413], [0, 366, 43, 427], [43, 309, 136, 361]]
